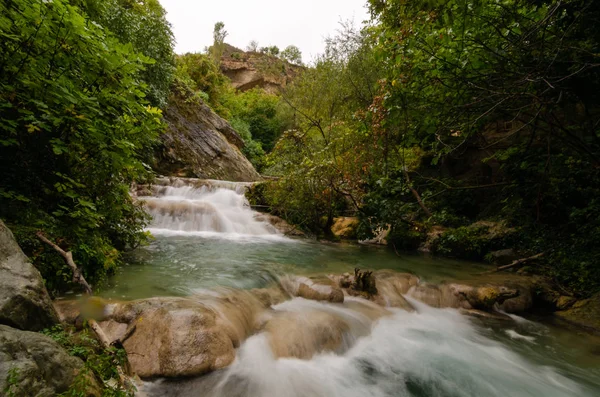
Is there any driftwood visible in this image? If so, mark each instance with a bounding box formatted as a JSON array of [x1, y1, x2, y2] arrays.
[[352, 268, 378, 296], [36, 231, 133, 390], [480, 252, 545, 274]]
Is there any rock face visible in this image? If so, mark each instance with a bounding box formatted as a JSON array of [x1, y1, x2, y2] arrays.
[[0, 220, 59, 331], [156, 85, 261, 182], [219, 44, 303, 93], [0, 325, 83, 397]]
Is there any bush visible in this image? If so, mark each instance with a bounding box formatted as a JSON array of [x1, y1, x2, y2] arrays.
[[42, 324, 133, 396], [0, 0, 161, 291]]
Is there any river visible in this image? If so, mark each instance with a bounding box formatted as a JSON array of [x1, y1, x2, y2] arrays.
[[102, 179, 600, 396]]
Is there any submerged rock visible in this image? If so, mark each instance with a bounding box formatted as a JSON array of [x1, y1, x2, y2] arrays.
[[263, 310, 348, 359], [0, 220, 59, 331], [0, 325, 85, 396]]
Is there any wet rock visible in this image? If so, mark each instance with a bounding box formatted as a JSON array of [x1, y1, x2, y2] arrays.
[[253, 213, 305, 236], [0, 220, 59, 331], [458, 309, 513, 321], [408, 284, 443, 308], [297, 283, 344, 303], [458, 285, 520, 310], [489, 249, 518, 266], [102, 297, 239, 378], [498, 283, 533, 313], [0, 324, 85, 396], [556, 295, 577, 310], [263, 311, 348, 359], [331, 217, 359, 239], [554, 294, 600, 334]]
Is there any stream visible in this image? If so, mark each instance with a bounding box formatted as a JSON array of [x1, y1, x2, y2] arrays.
[[103, 179, 600, 396]]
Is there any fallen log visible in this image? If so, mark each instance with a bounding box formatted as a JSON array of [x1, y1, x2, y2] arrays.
[[480, 252, 545, 274], [36, 231, 133, 391]]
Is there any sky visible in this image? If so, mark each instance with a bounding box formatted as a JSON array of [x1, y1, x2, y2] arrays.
[[158, 0, 370, 63]]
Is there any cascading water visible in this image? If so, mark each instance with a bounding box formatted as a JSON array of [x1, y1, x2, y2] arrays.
[[118, 179, 600, 397], [140, 180, 282, 239]]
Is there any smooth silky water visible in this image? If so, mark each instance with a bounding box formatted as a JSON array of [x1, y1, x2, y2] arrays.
[[103, 181, 600, 396]]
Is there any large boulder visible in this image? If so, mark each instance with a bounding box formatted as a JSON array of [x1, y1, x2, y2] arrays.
[[156, 84, 261, 182], [97, 290, 277, 378], [0, 221, 59, 331], [0, 325, 84, 397]]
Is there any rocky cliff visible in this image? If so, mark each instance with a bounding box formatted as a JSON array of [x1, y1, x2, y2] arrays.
[[220, 44, 303, 94], [155, 82, 261, 182]]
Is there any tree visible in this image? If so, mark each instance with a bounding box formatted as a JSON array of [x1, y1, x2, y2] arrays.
[[211, 21, 228, 64], [280, 45, 303, 65], [0, 0, 164, 290], [246, 40, 259, 52], [78, 0, 175, 108]]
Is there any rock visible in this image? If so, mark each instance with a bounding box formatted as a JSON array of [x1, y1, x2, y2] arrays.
[[263, 311, 348, 359], [253, 213, 305, 236], [330, 217, 359, 239], [554, 294, 600, 334], [99, 292, 278, 378], [458, 285, 519, 310], [408, 284, 443, 308], [156, 84, 261, 182], [498, 283, 533, 313], [0, 325, 85, 396], [556, 295, 577, 310], [297, 283, 344, 303], [219, 44, 303, 93], [0, 220, 59, 331], [489, 248, 518, 266]]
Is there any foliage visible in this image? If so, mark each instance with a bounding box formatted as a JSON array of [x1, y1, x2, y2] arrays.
[[211, 21, 227, 64], [175, 52, 230, 110], [0, 0, 162, 291], [263, 23, 386, 234], [280, 45, 303, 65], [42, 324, 133, 397], [364, 0, 600, 295], [76, 0, 175, 108], [222, 88, 292, 152], [246, 40, 259, 52], [260, 45, 280, 56], [229, 117, 266, 170]]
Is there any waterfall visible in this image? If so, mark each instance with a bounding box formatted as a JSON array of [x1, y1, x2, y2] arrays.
[[140, 179, 282, 239]]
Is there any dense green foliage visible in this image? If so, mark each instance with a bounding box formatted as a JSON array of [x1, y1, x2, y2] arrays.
[[0, 0, 171, 290], [77, 0, 175, 107], [263, 2, 600, 296], [42, 324, 133, 396]]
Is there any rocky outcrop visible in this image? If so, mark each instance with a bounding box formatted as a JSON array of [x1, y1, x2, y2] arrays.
[[0, 220, 59, 331], [156, 84, 261, 182], [220, 44, 303, 94], [0, 325, 84, 397]]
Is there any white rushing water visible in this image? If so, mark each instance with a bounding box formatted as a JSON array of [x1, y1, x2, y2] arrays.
[[144, 297, 597, 397], [141, 181, 286, 241]]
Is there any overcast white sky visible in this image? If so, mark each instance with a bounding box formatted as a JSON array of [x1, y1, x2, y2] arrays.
[[159, 0, 370, 63]]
